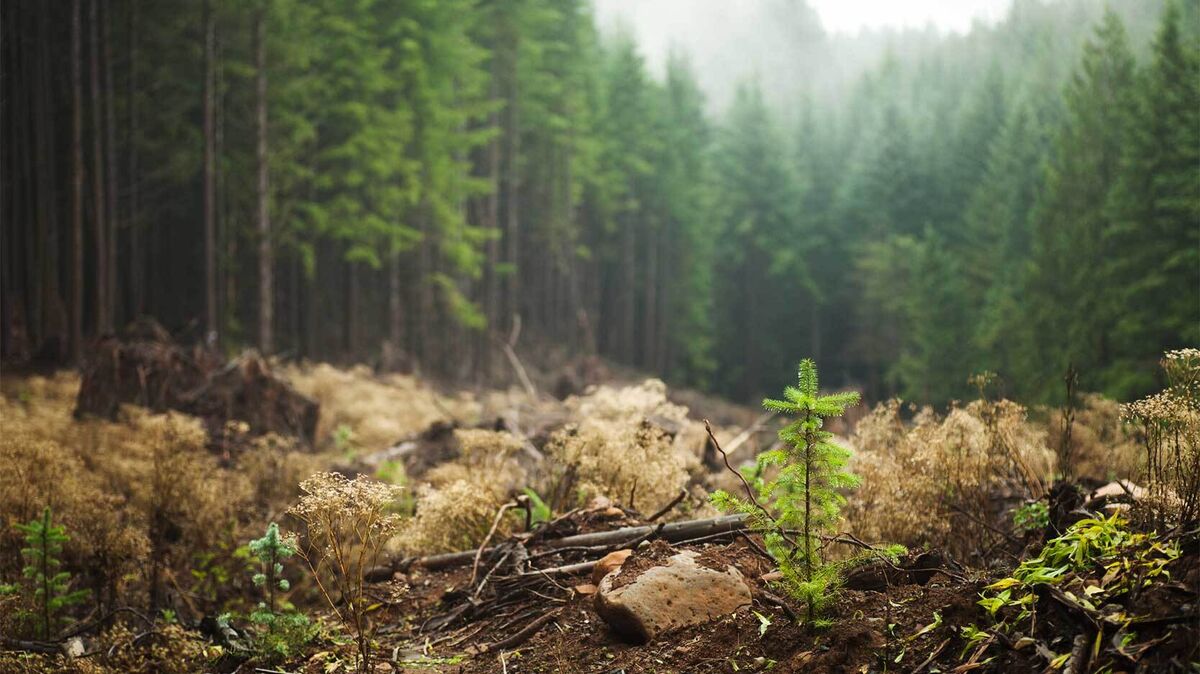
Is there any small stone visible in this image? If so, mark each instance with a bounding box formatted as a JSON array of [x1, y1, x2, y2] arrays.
[[594, 549, 751, 643], [63, 637, 86, 658], [592, 549, 633, 584], [574, 583, 598, 595]]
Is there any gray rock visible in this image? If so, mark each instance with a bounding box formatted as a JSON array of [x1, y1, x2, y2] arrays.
[[593, 550, 751, 643]]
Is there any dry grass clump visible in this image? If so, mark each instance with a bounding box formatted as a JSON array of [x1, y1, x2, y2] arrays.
[[846, 397, 1055, 560], [396, 476, 513, 556], [287, 472, 404, 672], [552, 379, 700, 510], [1122, 349, 1200, 526], [424, 429, 527, 492], [547, 421, 688, 514], [1047, 393, 1142, 483], [283, 363, 479, 452], [0, 371, 307, 620], [392, 430, 528, 556], [239, 433, 328, 513], [563, 378, 689, 426]]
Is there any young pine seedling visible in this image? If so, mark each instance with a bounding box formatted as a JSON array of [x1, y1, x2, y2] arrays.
[[244, 522, 313, 661], [1, 508, 90, 639], [712, 359, 860, 620]]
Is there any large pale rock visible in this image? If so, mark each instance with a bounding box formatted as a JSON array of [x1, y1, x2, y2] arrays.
[[593, 549, 752, 643], [591, 549, 633, 584]]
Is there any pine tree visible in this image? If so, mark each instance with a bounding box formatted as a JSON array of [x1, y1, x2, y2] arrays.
[[963, 103, 1049, 396], [712, 80, 807, 399], [1026, 9, 1137, 401], [8, 508, 89, 639], [1103, 0, 1200, 397], [712, 359, 860, 619]]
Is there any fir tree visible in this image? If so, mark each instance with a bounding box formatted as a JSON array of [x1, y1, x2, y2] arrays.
[[1104, 0, 1200, 396], [7, 508, 89, 639], [712, 359, 861, 619], [245, 522, 312, 661], [1026, 10, 1137, 401]]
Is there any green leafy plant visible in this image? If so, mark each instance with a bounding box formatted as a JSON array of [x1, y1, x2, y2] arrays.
[[712, 359, 861, 619], [7, 508, 90, 639], [1011, 501, 1049, 535], [245, 522, 313, 661], [979, 513, 1179, 631], [520, 488, 553, 528]]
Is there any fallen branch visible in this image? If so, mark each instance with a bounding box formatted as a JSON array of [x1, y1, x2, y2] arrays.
[[912, 637, 951, 674], [476, 611, 560, 654], [406, 513, 747, 571], [0, 636, 61, 654]]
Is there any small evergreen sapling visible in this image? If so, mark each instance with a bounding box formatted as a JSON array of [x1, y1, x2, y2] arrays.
[[245, 522, 312, 660], [3, 508, 90, 639], [712, 359, 860, 619]]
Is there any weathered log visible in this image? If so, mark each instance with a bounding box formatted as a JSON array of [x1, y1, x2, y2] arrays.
[[408, 514, 748, 572]]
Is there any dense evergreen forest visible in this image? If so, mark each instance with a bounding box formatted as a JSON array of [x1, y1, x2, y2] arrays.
[[2, 0, 1197, 406]]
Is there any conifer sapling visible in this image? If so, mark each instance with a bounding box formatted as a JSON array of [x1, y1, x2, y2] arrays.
[[712, 359, 860, 619], [5, 508, 90, 639], [244, 522, 313, 660]]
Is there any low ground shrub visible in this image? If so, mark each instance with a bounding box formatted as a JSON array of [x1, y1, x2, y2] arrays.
[[846, 393, 1055, 562], [287, 472, 404, 673]]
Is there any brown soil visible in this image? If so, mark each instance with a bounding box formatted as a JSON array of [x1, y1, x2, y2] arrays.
[[357, 533, 1197, 674]]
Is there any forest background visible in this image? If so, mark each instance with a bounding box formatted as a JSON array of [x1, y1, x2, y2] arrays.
[[1, 0, 1197, 406]]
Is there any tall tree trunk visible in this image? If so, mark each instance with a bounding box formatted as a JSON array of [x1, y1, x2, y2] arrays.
[[417, 210, 433, 368], [810, 300, 821, 364], [37, 4, 63, 356], [254, 8, 272, 354], [71, 0, 85, 361], [345, 260, 358, 357], [217, 29, 234, 342], [502, 63, 520, 333], [643, 224, 657, 370], [478, 83, 501, 384], [89, 0, 109, 335], [202, 0, 217, 346], [128, 0, 142, 316], [620, 218, 635, 362], [388, 251, 404, 356], [103, 0, 118, 328]]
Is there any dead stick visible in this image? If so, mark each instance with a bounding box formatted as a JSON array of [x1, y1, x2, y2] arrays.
[[410, 513, 747, 571], [482, 611, 560, 653], [471, 503, 516, 587], [722, 410, 778, 458], [647, 489, 687, 522], [704, 420, 801, 552], [912, 637, 950, 674]]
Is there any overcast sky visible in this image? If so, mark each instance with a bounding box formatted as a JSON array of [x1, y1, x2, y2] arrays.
[[591, 0, 1015, 110], [593, 0, 1012, 38]]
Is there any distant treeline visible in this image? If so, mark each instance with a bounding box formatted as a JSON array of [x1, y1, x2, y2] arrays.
[[1, 0, 1196, 405]]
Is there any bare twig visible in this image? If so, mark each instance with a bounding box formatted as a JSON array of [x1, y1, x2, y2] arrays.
[[722, 410, 778, 459], [471, 503, 517, 587], [410, 513, 747, 571], [913, 637, 951, 674], [705, 420, 801, 552], [479, 611, 560, 654], [647, 489, 687, 522]]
